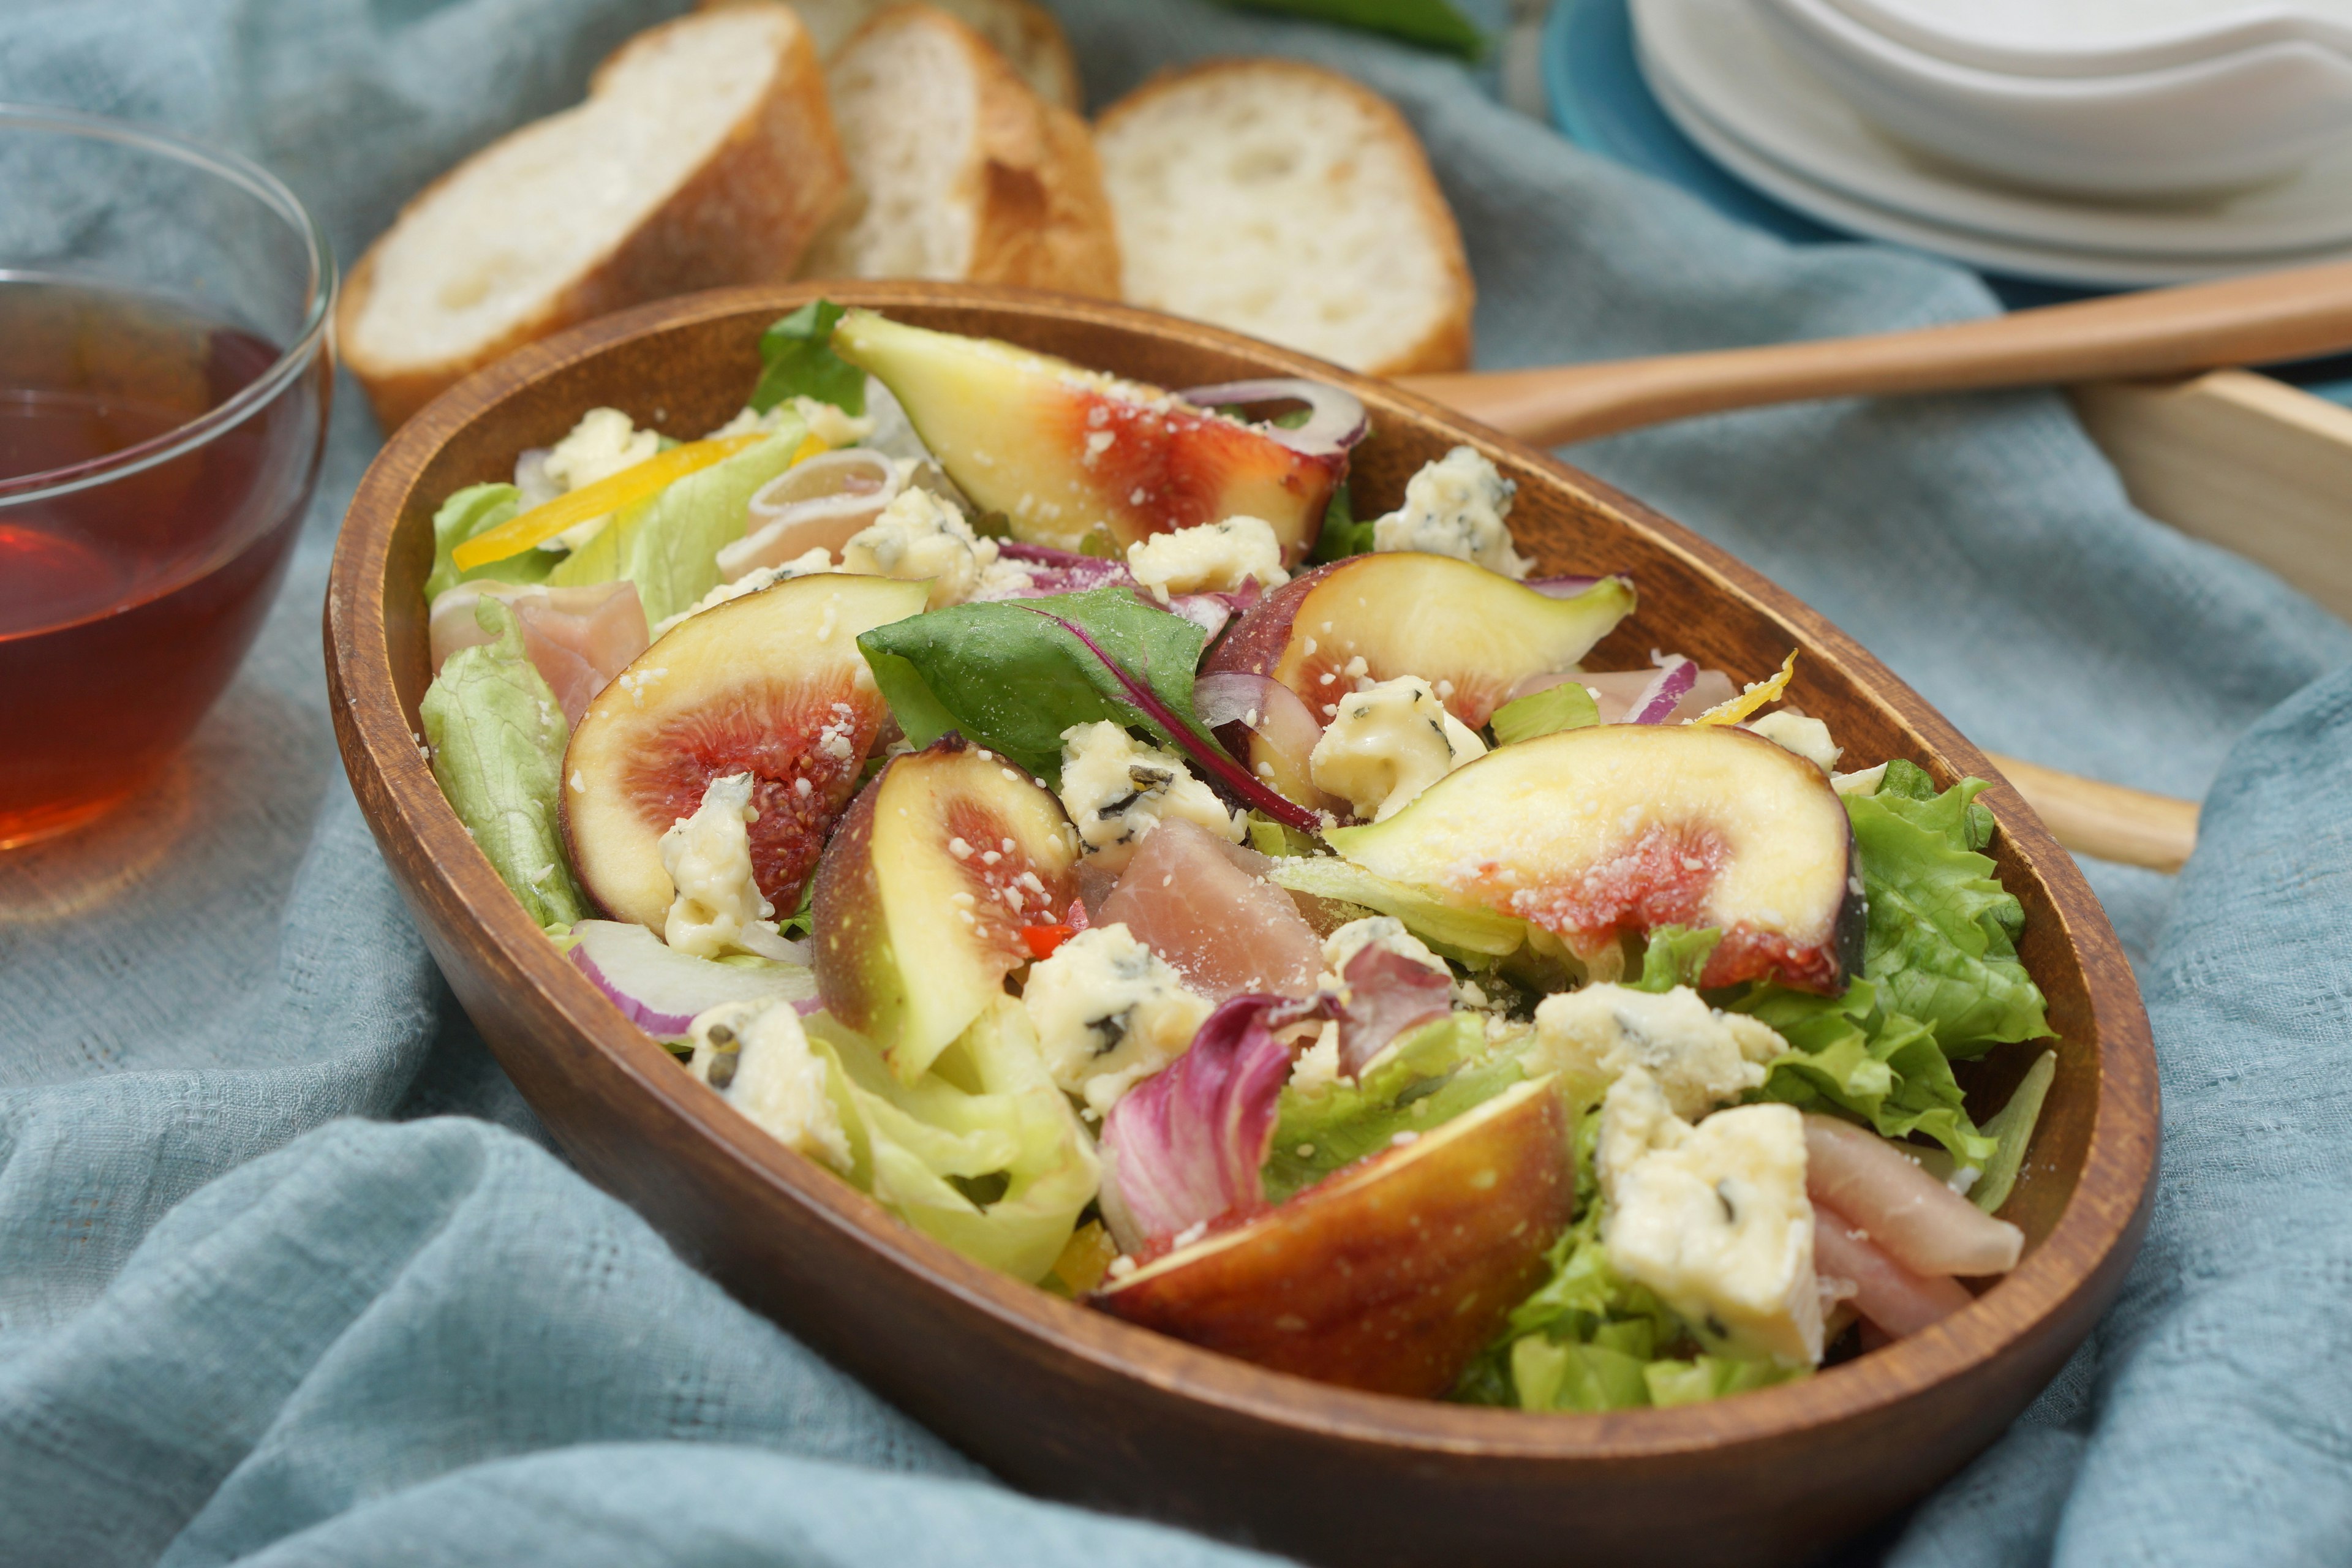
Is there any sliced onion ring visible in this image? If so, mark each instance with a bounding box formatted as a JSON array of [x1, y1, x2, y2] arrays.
[[1177, 377, 1368, 456]]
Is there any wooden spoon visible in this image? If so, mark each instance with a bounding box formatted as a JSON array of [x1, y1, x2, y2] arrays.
[[1395, 261, 2335, 874], [1396, 257, 2352, 448]]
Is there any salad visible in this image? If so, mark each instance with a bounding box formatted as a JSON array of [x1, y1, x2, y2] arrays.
[[418, 300, 2058, 1409]]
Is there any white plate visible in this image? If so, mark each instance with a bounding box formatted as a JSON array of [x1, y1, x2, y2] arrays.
[[1633, 0, 2352, 259], [1833, 0, 2352, 80], [1645, 62, 2352, 285]]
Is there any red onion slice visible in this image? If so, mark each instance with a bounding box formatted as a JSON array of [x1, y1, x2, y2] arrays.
[[1626, 655, 1698, 724], [1176, 378, 1368, 456], [1193, 671, 1325, 766], [568, 919, 815, 1038], [1526, 574, 1604, 598]]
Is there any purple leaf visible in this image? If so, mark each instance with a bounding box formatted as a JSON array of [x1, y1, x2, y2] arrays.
[[1332, 946, 1455, 1078]]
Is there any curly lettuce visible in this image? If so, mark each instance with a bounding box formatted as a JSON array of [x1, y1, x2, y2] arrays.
[[420, 597, 586, 927]]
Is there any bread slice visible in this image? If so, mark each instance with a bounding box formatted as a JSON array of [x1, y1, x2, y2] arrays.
[[747, 0, 1081, 111], [1095, 60, 1474, 377], [339, 4, 846, 430], [795, 5, 1120, 298]]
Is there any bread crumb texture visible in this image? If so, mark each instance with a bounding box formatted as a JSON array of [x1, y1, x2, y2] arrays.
[[1096, 59, 1473, 377]]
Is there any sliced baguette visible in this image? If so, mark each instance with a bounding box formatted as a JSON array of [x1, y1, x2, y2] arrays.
[[730, 0, 1082, 111], [795, 4, 1119, 298], [1095, 59, 1474, 377], [339, 4, 846, 430]]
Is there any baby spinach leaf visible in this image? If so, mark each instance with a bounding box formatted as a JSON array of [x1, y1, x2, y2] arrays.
[[751, 300, 865, 415]]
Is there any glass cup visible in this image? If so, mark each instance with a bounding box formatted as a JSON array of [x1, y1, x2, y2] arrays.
[[0, 104, 334, 848]]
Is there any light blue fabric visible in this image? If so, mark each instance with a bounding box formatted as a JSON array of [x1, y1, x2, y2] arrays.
[[3, 2, 2349, 1564]]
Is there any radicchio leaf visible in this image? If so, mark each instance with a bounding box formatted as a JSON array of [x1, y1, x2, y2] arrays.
[[1332, 946, 1454, 1077], [1020, 607, 1324, 832], [1099, 992, 1332, 1251], [1626, 654, 1697, 725]]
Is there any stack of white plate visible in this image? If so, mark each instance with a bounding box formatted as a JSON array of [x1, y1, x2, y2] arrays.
[[1630, 0, 2352, 285]]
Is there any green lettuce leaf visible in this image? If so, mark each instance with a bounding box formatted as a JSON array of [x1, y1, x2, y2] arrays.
[[1265, 857, 1529, 959], [420, 598, 587, 927], [424, 483, 557, 603], [808, 997, 1098, 1283], [1849, 761, 2049, 1054], [1629, 925, 1721, 993], [1734, 978, 1995, 1170], [752, 300, 866, 416], [1264, 1014, 1525, 1203], [1489, 681, 1601, 746], [1309, 483, 1376, 563], [546, 423, 805, 624], [856, 588, 1214, 782], [1972, 1048, 2057, 1214]]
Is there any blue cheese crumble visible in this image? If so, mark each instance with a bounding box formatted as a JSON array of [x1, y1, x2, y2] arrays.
[[687, 998, 852, 1174], [1125, 516, 1290, 601], [1057, 721, 1242, 867], [1369, 446, 1533, 580], [1598, 1066, 1822, 1366], [1529, 983, 1787, 1120], [658, 773, 797, 961], [1022, 924, 1213, 1115], [1308, 676, 1486, 823]]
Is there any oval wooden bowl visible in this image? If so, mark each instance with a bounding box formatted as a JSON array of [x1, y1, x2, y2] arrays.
[[327, 281, 2157, 1568]]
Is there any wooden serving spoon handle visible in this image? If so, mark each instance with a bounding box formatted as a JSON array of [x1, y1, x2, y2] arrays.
[[1986, 753, 2199, 875], [1397, 258, 2352, 447]]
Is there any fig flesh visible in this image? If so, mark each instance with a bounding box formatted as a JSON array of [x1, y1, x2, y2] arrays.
[[812, 736, 1082, 1083], [831, 310, 1340, 562], [561, 574, 929, 930], [1330, 723, 1863, 993]]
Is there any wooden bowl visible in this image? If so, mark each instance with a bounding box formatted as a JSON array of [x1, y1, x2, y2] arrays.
[[328, 282, 2157, 1568]]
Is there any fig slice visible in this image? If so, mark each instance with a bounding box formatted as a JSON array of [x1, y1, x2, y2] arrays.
[[812, 736, 1082, 1083], [1329, 723, 1863, 993], [831, 309, 1342, 562], [1204, 553, 1635, 764], [561, 573, 930, 930], [1093, 1076, 1572, 1398]]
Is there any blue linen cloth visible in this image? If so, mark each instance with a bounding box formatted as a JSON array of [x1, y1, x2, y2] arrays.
[[2, 1, 2348, 1562]]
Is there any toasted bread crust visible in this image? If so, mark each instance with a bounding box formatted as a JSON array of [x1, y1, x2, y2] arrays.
[[708, 0, 1082, 111], [339, 4, 847, 431], [802, 5, 1119, 298], [1096, 58, 1474, 377]]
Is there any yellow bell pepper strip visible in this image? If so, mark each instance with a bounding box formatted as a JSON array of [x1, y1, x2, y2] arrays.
[[1690, 649, 1800, 726], [451, 434, 769, 571]]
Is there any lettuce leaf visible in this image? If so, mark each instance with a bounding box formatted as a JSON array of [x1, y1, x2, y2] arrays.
[[420, 598, 587, 927], [1264, 1014, 1524, 1204], [546, 423, 805, 624], [1849, 761, 2049, 1055], [424, 483, 558, 603], [1489, 681, 1601, 747], [808, 997, 1098, 1283], [1308, 483, 1375, 563], [1735, 978, 1995, 1170], [1629, 925, 1721, 993], [1972, 1048, 2057, 1214], [1265, 858, 1529, 959]]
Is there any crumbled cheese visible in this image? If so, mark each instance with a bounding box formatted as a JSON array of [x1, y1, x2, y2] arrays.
[[1598, 1067, 1821, 1366], [1308, 676, 1486, 823], [1287, 1020, 1344, 1095], [687, 999, 852, 1174], [1125, 516, 1291, 602], [650, 548, 834, 638], [1529, 984, 1788, 1119], [1022, 924, 1213, 1115], [1749, 710, 1842, 774], [539, 407, 660, 552], [839, 487, 998, 609], [705, 395, 876, 449], [1317, 915, 1449, 990], [1832, 761, 1889, 797], [658, 774, 794, 960], [1369, 446, 1533, 579], [1056, 721, 1242, 868]]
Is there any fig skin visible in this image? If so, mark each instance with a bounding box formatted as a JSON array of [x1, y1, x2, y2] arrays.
[[1094, 1076, 1573, 1398], [812, 735, 1081, 1082]]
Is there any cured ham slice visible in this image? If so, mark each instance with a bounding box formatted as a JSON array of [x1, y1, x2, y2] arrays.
[[1812, 1199, 1977, 1338], [429, 579, 650, 726], [1099, 819, 1322, 1001], [1804, 1114, 2023, 1278]]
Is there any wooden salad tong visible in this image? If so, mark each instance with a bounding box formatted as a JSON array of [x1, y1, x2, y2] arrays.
[[1397, 258, 2352, 873]]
